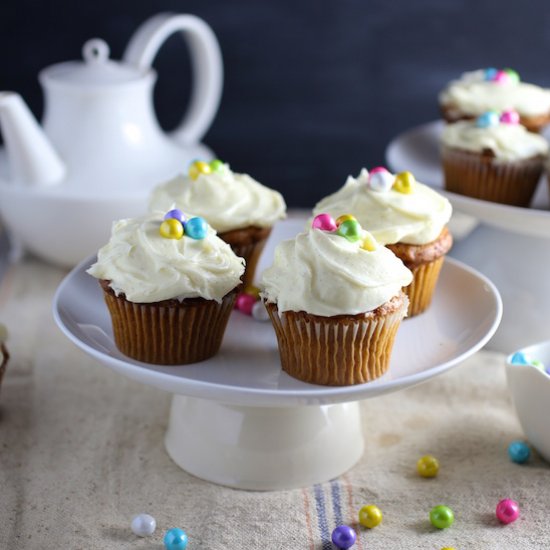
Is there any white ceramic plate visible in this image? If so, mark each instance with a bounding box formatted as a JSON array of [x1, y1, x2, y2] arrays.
[[385, 120, 550, 237], [53, 222, 502, 408]]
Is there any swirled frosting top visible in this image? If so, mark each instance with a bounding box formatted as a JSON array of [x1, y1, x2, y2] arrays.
[[312, 169, 452, 245], [87, 213, 245, 303], [149, 162, 286, 233], [260, 227, 412, 316], [439, 69, 550, 117], [441, 119, 549, 161]]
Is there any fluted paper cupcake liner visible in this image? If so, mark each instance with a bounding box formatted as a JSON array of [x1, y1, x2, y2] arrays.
[[266, 296, 407, 386], [403, 257, 445, 317], [100, 282, 236, 365], [442, 147, 544, 207], [219, 226, 271, 287]]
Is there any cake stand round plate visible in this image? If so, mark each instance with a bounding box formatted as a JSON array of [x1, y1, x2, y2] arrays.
[[386, 120, 550, 353], [53, 221, 501, 489]]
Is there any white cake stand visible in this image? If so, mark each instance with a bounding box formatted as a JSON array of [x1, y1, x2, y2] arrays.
[[386, 120, 550, 353], [53, 221, 501, 490]]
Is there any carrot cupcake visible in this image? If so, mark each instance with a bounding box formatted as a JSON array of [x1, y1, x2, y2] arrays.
[[439, 68, 550, 132], [87, 210, 245, 365], [260, 216, 412, 386], [441, 110, 548, 206], [149, 160, 286, 287], [312, 169, 453, 316]]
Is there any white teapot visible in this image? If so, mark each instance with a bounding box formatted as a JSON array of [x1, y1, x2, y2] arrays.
[[0, 13, 223, 266]]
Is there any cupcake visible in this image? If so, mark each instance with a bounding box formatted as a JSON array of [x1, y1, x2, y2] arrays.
[[149, 160, 286, 287], [441, 111, 549, 207], [260, 216, 412, 386], [0, 324, 8, 393], [439, 68, 550, 132], [312, 169, 453, 317], [87, 210, 245, 365]]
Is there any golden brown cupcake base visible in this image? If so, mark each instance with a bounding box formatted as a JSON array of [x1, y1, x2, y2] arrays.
[[265, 293, 408, 386], [100, 280, 236, 365], [440, 104, 550, 133], [387, 228, 453, 317], [442, 146, 544, 207], [219, 226, 271, 288]]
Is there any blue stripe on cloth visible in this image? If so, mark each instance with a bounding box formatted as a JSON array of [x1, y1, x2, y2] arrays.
[[314, 484, 332, 550], [330, 479, 343, 526]]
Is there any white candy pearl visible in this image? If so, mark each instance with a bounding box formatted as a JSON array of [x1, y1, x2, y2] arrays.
[[131, 514, 156, 537], [252, 301, 270, 322], [368, 170, 394, 192]]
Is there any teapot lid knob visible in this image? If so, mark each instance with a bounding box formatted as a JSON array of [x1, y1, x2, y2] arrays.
[[82, 39, 110, 64]]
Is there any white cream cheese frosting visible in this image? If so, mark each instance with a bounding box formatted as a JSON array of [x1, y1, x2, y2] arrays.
[[441, 120, 549, 161], [312, 169, 452, 246], [439, 69, 550, 117], [87, 213, 245, 303], [149, 163, 286, 233], [260, 228, 412, 316]]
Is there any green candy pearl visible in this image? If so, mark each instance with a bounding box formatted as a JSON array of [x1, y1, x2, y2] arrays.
[[504, 68, 520, 83], [337, 219, 362, 242], [430, 505, 454, 529], [210, 159, 224, 171]]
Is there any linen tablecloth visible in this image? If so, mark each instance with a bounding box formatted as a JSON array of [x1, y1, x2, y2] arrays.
[[1, 256, 549, 550]]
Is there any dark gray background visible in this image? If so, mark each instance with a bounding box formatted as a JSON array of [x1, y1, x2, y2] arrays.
[[2, 0, 549, 206]]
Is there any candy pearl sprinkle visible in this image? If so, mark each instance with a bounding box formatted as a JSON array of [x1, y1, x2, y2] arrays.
[[164, 528, 188, 550], [252, 300, 270, 321], [508, 441, 531, 464], [496, 499, 520, 524], [312, 213, 337, 232], [430, 505, 454, 529], [331, 525, 357, 549], [131, 514, 156, 537]]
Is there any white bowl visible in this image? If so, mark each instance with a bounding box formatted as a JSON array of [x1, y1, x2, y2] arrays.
[[506, 342, 550, 462]]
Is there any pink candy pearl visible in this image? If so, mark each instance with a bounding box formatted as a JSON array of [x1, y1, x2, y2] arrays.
[[312, 213, 337, 232], [494, 70, 509, 84], [235, 293, 256, 315], [370, 166, 389, 175], [496, 499, 520, 524], [500, 110, 520, 125]]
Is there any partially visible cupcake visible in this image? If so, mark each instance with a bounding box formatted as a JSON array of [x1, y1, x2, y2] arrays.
[[441, 110, 549, 206], [149, 160, 286, 287], [0, 324, 8, 393], [312, 169, 453, 317], [439, 68, 550, 132], [260, 216, 412, 386], [87, 210, 245, 365]]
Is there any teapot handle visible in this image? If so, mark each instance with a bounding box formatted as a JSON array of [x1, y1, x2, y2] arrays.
[[123, 13, 223, 145]]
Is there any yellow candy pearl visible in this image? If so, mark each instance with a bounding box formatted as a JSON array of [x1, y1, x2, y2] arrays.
[[244, 285, 261, 299], [441, 548, 456, 550], [417, 454, 439, 478], [189, 160, 212, 180], [361, 234, 377, 252], [393, 171, 415, 194], [359, 504, 383, 528], [160, 218, 184, 240], [336, 214, 356, 226]]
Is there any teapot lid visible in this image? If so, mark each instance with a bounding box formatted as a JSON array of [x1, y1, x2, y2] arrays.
[[40, 39, 147, 87]]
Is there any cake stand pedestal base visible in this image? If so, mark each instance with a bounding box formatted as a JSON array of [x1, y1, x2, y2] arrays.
[[165, 395, 364, 490]]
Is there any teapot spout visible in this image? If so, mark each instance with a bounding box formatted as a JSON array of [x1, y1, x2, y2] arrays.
[[0, 92, 65, 186]]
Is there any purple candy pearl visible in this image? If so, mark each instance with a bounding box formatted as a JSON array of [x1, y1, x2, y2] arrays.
[[331, 525, 356, 549], [164, 209, 186, 224], [312, 213, 337, 232]]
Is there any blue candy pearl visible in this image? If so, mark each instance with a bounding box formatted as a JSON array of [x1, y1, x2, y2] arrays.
[[164, 528, 188, 550], [476, 111, 499, 128], [510, 351, 529, 365], [185, 216, 208, 239], [331, 525, 357, 549], [508, 441, 531, 464], [485, 67, 498, 81], [164, 209, 186, 224]]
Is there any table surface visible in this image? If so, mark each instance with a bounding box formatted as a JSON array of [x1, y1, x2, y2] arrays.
[[1, 255, 549, 550]]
